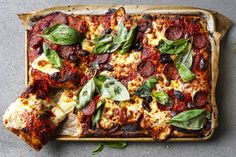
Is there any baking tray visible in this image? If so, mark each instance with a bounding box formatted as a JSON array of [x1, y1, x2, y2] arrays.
[[18, 5, 231, 142]]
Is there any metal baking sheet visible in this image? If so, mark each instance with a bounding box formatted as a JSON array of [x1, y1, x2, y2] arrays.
[[18, 4, 228, 142]]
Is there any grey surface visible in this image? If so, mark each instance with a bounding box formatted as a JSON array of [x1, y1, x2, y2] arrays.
[[0, 0, 235, 157]]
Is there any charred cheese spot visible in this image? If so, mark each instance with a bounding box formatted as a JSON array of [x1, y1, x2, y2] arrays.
[[140, 99, 172, 140], [146, 21, 166, 47], [31, 53, 60, 75], [127, 75, 144, 93], [110, 51, 141, 78], [98, 99, 121, 130], [120, 96, 143, 124]]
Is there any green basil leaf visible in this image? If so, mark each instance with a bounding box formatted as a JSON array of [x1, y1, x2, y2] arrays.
[[157, 40, 172, 53], [76, 78, 96, 110], [135, 77, 158, 98], [95, 75, 130, 101], [176, 63, 195, 82], [169, 109, 207, 130], [113, 21, 128, 44], [92, 144, 104, 155], [175, 49, 193, 69], [93, 42, 113, 54], [43, 43, 62, 69], [42, 24, 84, 45], [157, 38, 189, 54], [170, 38, 189, 46], [104, 142, 128, 149], [92, 34, 114, 54], [146, 77, 158, 89], [93, 34, 113, 46], [120, 25, 137, 54], [152, 91, 170, 105], [92, 101, 105, 125]]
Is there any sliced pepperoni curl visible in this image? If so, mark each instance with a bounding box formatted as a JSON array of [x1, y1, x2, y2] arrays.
[[173, 100, 186, 113], [194, 91, 209, 107], [96, 54, 110, 64], [165, 26, 183, 41], [164, 63, 180, 80], [137, 60, 155, 77], [193, 33, 207, 49], [82, 100, 96, 116], [31, 12, 67, 34]]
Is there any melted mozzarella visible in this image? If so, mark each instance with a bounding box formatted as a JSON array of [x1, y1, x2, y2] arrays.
[[146, 21, 166, 47], [57, 89, 78, 114], [31, 53, 60, 75], [3, 94, 54, 129]]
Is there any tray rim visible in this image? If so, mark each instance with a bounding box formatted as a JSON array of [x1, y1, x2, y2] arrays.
[[22, 5, 218, 142]]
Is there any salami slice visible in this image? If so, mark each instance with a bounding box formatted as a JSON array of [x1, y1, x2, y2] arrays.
[[164, 63, 180, 80], [96, 54, 110, 64], [194, 91, 209, 107], [193, 33, 207, 49], [82, 100, 96, 116], [31, 12, 67, 34], [137, 60, 155, 77], [29, 12, 67, 49], [165, 26, 183, 41]]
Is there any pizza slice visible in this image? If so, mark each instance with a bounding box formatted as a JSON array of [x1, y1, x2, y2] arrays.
[[2, 81, 76, 151]]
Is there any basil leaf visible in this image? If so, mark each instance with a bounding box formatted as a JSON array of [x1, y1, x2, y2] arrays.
[[76, 78, 96, 110], [169, 38, 189, 46], [152, 91, 170, 105], [93, 34, 113, 46], [93, 43, 113, 54], [43, 43, 62, 69], [92, 101, 105, 125], [136, 77, 158, 98], [176, 63, 195, 82], [120, 25, 137, 54], [157, 38, 189, 54], [175, 50, 193, 69], [95, 75, 130, 101], [146, 77, 158, 89], [92, 144, 104, 155], [42, 24, 84, 45], [169, 109, 207, 130], [92, 34, 114, 54], [113, 21, 128, 44], [104, 142, 128, 149]]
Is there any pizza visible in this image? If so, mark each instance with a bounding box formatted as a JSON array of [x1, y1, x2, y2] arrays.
[[3, 7, 216, 150]]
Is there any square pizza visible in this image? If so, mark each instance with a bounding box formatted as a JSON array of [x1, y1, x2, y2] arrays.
[[3, 6, 221, 151]]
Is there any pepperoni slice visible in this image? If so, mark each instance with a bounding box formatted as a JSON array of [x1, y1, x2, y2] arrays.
[[31, 12, 67, 34], [58, 45, 81, 59], [96, 54, 110, 64], [164, 63, 180, 80], [29, 12, 67, 49], [82, 100, 96, 116], [173, 100, 187, 113], [194, 91, 209, 107], [193, 33, 207, 49], [68, 16, 87, 34], [165, 26, 183, 41], [137, 60, 155, 77]]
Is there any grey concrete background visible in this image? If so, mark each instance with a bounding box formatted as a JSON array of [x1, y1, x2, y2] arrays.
[[0, 0, 235, 157]]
